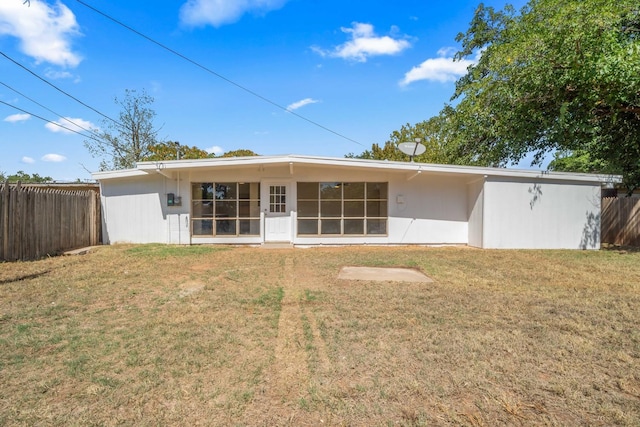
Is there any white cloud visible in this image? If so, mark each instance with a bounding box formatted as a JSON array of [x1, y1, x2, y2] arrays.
[[45, 117, 97, 134], [205, 145, 224, 155], [286, 98, 320, 112], [41, 153, 66, 162], [45, 69, 74, 80], [3, 113, 30, 123], [0, 0, 82, 67], [21, 156, 35, 164], [400, 47, 475, 86], [312, 22, 411, 62], [180, 0, 288, 27]]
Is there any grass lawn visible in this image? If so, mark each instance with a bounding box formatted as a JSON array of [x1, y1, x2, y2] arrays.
[[1, 245, 639, 426]]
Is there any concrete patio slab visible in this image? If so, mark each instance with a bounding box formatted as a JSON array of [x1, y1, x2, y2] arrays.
[[338, 266, 433, 283]]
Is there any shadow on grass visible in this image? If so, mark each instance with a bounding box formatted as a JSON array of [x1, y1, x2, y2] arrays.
[[601, 243, 640, 253], [0, 270, 51, 285]]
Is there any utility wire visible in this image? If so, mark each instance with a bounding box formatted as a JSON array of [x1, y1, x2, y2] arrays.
[[0, 81, 102, 138], [0, 99, 101, 141], [74, 0, 365, 147], [0, 50, 120, 126]]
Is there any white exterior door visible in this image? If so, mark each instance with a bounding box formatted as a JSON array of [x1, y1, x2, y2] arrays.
[[262, 182, 292, 242]]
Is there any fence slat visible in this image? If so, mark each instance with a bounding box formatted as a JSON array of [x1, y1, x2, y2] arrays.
[[0, 185, 101, 261]]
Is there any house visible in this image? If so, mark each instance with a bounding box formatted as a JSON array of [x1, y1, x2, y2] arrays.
[[92, 155, 618, 249]]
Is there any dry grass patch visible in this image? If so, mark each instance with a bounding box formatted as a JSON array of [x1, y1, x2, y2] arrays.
[[1, 245, 639, 425]]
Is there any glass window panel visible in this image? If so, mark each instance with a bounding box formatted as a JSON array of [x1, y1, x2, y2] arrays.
[[298, 201, 319, 217], [298, 219, 318, 235], [215, 201, 237, 217], [321, 219, 341, 234], [343, 182, 365, 199], [192, 219, 213, 235], [239, 219, 260, 235], [251, 183, 260, 199], [192, 183, 213, 200], [344, 219, 364, 235], [269, 186, 286, 213], [215, 183, 237, 200], [238, 201, 260, 218], [270, 203, 285, 213], [192, 201, 213, 218], [236, 182, 260, 200], [296, 181, 389, 237], [320, 182, 341, 199], [216, 219, 236, 235], [367, 219, 387, 235], [344, 201, 364, 217], [321, 201, 342, 217], [367, 201, 388, 217], [367, 182, 388, 200], [297, 182, 318, 199]]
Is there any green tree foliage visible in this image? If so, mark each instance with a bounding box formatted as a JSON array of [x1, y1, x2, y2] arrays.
[[143, 141, 209, 161], [85, 89, 163, 170], [548, 150, 611, 174], [217, 149, 259, 158], [347, 109, 484, 165], [0, 170, 53, 183], [451, 0, 640, 191]]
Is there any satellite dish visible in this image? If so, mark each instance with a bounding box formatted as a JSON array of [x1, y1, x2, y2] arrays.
[[398, 138, 426, 161]]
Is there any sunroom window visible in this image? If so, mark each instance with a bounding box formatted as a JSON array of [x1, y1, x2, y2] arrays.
[[191, 182, 260, 236], [297, 182, 388, 236]]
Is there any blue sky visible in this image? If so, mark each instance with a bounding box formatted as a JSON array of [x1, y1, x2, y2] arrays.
[[1, 0, 527, 181]]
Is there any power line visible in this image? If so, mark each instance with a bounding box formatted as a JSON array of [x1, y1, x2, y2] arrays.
[[0, 50, 120, 126], [0, 99, 101, 141], [0, 81, 102, 138], [74, 0, 366, 147]]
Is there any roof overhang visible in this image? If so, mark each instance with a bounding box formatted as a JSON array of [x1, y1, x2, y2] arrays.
[[92, 154, 622, 185]]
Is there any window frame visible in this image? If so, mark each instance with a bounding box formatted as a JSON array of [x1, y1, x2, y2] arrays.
[[296, 182, 388, 236], [191, 182, 261, 237]]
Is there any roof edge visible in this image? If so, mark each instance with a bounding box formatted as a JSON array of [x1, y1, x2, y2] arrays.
[[93, 154, 622, 184]]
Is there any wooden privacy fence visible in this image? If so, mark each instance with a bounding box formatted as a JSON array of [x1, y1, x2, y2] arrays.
[[601, 197, 640, 247], [1, 182, 101, 261]]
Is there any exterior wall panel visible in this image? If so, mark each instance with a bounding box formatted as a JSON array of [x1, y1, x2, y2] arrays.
[[467, 178, 484, 248], [101, 175, 189, 244], [482, 178, 601, 249]]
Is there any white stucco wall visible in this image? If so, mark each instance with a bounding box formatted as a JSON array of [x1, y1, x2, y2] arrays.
[[467, 178, 484, 248], [482, 178, 602, 249], [100, 174, 190, 244], [387, 175, 468, 245]]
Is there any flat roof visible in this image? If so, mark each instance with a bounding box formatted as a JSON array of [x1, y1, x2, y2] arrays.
[[92, 154, 621, 184]]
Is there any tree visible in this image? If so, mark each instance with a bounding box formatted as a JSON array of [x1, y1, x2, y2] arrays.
[[143, 141, 209, 161], [85, 89, 163, 170], [450, 0, 640, 192], [0, 170, 53, 183], [347, 108, 486, 165], [217, 149, 259, 158], [547, 150, 611, 174]]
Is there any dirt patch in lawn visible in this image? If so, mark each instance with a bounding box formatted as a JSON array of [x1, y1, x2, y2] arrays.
[[1, 245, 639, 426], [338, 266, 433, 282]]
